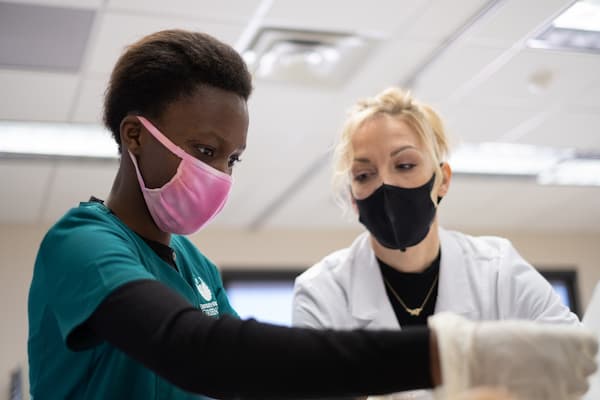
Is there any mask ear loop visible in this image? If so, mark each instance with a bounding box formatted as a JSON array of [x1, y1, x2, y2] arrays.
[[136, 115, 231, 182], [436, 162, 445, 205]]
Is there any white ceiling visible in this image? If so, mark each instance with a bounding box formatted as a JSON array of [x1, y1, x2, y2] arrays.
[[1, 0, 599, 233]]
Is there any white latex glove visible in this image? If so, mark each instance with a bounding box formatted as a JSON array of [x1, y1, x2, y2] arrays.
[[367, 387, 514, 400], [428, 312, 598, 400]]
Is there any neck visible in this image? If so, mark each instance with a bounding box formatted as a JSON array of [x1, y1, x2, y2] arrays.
[[105, 154, 171, 246], [371, 219, 440, 273]]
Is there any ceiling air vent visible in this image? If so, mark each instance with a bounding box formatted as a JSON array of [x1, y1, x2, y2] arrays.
[[242, 28, 375, 87]]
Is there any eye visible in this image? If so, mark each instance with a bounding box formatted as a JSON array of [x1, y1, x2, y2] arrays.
[[196, 146, 215, 157], [228, 154, 242, 167], [396, 163, 416, 170], [353, 172, 370, 183]]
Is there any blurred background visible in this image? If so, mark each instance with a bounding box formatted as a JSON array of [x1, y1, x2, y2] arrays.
[[1, 0, 600, 398]]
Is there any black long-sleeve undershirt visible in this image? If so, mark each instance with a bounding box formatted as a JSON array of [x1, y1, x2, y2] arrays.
[[76, 279, 433, 399]]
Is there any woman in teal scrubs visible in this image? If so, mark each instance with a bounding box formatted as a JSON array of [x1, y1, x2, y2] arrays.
[[27, 29, 597, 400]]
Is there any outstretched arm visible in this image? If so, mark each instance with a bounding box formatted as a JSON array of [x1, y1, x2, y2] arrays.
[[79, 279, 435, 399]]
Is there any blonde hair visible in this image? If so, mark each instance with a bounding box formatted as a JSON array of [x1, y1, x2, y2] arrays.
[[332, 87, 450, 215]]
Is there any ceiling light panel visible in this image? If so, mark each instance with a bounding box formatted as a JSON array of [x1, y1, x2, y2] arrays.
[[553, 0, 600, 32], [449, 142, 600, 187], [538, 158, 600, 186], [449, 142, 574, 176], [528, 0, 600, 53], [0, 121, 117, 159]]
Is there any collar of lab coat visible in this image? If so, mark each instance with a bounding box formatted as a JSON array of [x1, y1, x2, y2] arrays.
[[347, 228, 477, 329]]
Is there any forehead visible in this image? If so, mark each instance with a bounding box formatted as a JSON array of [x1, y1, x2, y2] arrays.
[[158, 85, 249, 144], [351, 114, 422, 153]]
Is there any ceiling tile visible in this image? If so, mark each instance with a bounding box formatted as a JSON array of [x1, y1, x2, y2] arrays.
[[107, 0, 261, 21], [402, 0, 487, 41], [264, 0, 422, 36], [457, 48, 600, 109], [411, 43, 505, 102], [0, 159, 54, 224], [340, 38, 438, 100], [214, 83, 342, 228], [463, 0, 571, 47], [566, 78, 600, 112], [516, 111, 600, 151], [5, 0, 102, 8], [87, 11, 245, 75], [70, 76, 109, 123], [441, 104, 538, 144], [0, 69, 78, 121], [0, 2, 95, 72], [258, 159, 356, 229]]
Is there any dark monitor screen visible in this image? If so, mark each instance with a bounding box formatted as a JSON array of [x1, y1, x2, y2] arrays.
[[539, 269, 581, 318]]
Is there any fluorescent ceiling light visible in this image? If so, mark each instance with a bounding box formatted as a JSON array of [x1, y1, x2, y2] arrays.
[[528, 0, 600, 52], [449, 142, 574, 176], [0, 121, 118, 159], [538, 158, 600, 186], [449, 142, 600, 187], [553, 0, 600, 32]]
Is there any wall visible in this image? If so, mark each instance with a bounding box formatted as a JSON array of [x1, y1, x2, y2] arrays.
[[1, 223, 599, 399]]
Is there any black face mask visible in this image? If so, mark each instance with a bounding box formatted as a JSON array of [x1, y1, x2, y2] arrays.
[[355, 174, 440, 251]]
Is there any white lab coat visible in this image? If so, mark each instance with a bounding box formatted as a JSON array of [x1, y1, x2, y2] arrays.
[[292, 228, 580, 399], [293, 228, 579, 329]]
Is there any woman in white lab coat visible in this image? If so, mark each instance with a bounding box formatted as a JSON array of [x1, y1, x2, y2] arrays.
[[292, 87, 580, 398]]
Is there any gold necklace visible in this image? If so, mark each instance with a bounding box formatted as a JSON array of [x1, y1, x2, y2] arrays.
[[382, 273, 439, 317]]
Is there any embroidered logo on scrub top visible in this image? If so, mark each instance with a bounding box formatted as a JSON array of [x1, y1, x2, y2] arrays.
[[194, 276, 219, 316], [194, 277, 213, 301]]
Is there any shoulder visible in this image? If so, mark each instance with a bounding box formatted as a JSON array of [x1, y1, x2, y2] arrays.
[[441, 228, 515, 262], [295, 232, 369, 292], [296, 248, 350, 285], [40, 202, 134, 256], [50, 201, 114, 229], [32, 203, 157, 307]]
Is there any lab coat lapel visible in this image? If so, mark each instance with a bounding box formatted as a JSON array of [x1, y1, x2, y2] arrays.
[[347, 233, 399, 329], [435, 228, 477, 319]]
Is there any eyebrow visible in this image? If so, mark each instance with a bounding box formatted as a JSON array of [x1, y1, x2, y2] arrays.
[[390, 145, 417, 157], [353, 145, 417, 163], [193, 130, 246, 152]]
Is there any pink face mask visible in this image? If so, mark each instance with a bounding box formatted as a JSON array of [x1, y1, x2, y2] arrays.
[[128, 116, 232, 235]]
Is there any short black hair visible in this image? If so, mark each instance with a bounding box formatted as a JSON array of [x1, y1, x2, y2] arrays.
[[103, 29, 253, 147]]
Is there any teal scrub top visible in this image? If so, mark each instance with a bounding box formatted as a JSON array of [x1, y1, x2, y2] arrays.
[[28, 201, 238, 400]]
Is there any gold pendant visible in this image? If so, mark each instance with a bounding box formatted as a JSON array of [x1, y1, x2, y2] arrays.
[[407, 307, 422, 316]]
